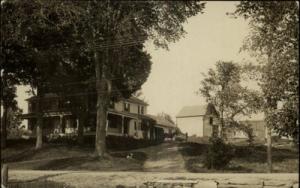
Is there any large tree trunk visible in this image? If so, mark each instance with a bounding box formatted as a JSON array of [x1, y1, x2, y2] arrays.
[[1, 104, 8, 148], [265, 97, 276, 173], [77, 92, 90, 145], [35, 87, 43, 150], [266, 125, 272, 173], [77, 113, 86, 145], [218, 86, 225, 139], [218, 105, 224, 139], [94, 51, 109, 157], [1, 71, 7, 149]]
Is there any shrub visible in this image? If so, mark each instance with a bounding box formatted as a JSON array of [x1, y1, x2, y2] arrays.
[[204, 137, 234, 169], [240, 124, 255, 146]]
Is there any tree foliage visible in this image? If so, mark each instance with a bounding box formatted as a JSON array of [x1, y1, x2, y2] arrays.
[[69, 1, 205, 156], [2, 1, 205, 154], [198, 61, 262, 138], [234, 1, 299, 142]]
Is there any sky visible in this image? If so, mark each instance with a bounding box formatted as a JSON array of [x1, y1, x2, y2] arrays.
[[16, 1, 252, 121], [141, 1, 251, 119]]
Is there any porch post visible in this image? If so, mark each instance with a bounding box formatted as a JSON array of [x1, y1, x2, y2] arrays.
[[59, 115, 64, 133], [121, 116, 124, 135]]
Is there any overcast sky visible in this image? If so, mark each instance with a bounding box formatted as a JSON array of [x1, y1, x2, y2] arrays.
[[141, 1, 251, 119], [16, 1, 252, 121]]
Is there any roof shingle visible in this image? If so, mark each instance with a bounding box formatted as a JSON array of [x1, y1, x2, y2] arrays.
[[176, 104, 210, 118]]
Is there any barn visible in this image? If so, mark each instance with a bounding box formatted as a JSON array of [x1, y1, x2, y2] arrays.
[[176, 103, 219, 137]]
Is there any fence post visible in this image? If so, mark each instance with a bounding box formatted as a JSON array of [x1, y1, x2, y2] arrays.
[[1, 164, 8, 188]]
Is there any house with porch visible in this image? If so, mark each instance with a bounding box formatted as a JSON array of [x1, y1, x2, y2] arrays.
[[22, 93, 165, 141], [146, 114, 177, 139]]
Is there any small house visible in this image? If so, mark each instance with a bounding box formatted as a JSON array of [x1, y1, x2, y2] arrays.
[[176, 104, 219, 137]]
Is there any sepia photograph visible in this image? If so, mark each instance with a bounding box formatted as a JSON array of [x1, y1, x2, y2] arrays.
[[1, 1, 299, 187]]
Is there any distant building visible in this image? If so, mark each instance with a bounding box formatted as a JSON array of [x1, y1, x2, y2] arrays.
[[21, 93, 166, 141], [176, 104, 219, 137], [146, 114, 177, 139], [230, 113, 288, 140], [176, 103, 283, 141], [227, 113, 266, 140]]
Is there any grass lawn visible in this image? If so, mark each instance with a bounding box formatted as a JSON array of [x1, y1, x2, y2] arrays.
[[1, 138, 298, 173], [1, 139, 147, 171], [178, 139, 299, 173]]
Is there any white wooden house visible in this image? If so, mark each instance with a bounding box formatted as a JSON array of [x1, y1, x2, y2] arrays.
[[22, 94, 165, 141], [176, 104, 219, 137]]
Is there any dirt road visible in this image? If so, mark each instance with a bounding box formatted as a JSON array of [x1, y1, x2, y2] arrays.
[[134, 142, 187, 172]]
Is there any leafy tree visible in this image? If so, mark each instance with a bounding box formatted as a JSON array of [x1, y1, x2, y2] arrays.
[[68, 1, 205, 157], [0, 77, 18, 148], [2, 1, 205, 156], [234, 1, 299, 172], [1, 0, 82, 149], [198, 61, 262, 139], [1, 0, 37, 148]]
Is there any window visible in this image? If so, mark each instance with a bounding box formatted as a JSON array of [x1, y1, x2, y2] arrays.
[[209, 117, 213, 125], [138, 105, 144, 114], [141, 106, 144, 114], [124, 102, 130, 112], [134, 121, 137, 130]]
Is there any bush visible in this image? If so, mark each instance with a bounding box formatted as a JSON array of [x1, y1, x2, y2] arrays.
[[7, 127, 32, 139], [204, 137, 234, 169]]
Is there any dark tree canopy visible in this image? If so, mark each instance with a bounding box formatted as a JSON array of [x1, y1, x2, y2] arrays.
[[1, 0, 205, 154]]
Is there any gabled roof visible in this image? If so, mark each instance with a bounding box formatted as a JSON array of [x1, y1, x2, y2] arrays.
[[146, 114, 176, 128], [176, 103, 218, 118], [125, 96, 148, 106]]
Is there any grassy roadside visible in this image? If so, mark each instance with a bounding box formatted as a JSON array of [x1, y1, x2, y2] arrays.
[[2, 138, 298, 173], [1, 139, 148, 171], [178, 140, 299, 173]]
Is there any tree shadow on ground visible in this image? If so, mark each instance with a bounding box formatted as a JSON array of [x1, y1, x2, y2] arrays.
[[10, 151, 148, 171], [178, 142, 208, 156], [234, 145, 299, 163], [178, 141, 298, 173], [181, 153, 253, 173]]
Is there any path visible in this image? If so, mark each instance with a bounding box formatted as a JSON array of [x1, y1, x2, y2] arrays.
[[135, 142, 187, 172]]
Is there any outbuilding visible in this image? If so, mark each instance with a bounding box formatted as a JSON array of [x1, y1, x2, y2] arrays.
[[176, 103, 219, 137]]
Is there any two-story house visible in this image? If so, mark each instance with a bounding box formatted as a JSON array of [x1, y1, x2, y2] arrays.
[[22, 93, 165, 141]]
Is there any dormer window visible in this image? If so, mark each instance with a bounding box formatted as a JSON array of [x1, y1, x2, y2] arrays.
[[124, 102, 130, 112], [138, 105, 145, 114]]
